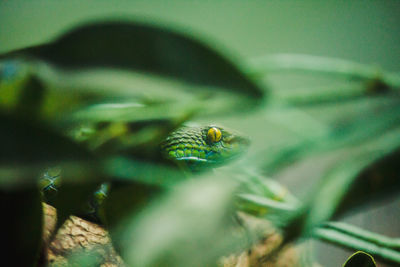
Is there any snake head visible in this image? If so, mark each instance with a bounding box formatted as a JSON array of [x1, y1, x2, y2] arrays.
[[161, 125, 250, 170]]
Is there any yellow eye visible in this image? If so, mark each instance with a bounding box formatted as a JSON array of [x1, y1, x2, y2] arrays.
[[207, 127, 222, 143]]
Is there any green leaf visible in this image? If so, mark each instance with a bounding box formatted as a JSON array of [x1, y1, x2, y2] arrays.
[[108, 174, 245, 267], [247, 54, 400, 88], [343, 251, 376, 267], [102, 157, 187, 188], [76, 116, 191, 161], [12, 22, 262, 95], [235, 171, 300, 217], [237, 193, 298, 216], [2, 21, 265, 118], [322, 222, 400, 251]]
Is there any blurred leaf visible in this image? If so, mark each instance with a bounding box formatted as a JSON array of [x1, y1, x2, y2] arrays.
[[235, 171, 299, 217], [7, 74, 45, 119], [109, 174, 245, 267], [0, 114, 92, 165], [0, 60, 106, 123], [0, 60, 25, 82], [2, 21, 266, 119], [0, 114, 95, 188], [247, 54, 400, 88], [49, 179, 103, 226], [62, 247, 105, 267], [334, 147, 400, 217], [0, 113, 96, 190], [261, 98, 400, 174], [308, 129, 400, 226], [79, 115, 192, 162], [102, 157, 187, 188], [236, 170, 292, 200], [0, 111, 105, 229], [0, 187, 42, 267], [281, 127, 400, 245], [270, 82, 393, 107], [8, 22, 263, 96], [237, 194, 298, 216], [343, 251, 376, 267], [103, 181, 163, 232], [102, 157, 189, 230]]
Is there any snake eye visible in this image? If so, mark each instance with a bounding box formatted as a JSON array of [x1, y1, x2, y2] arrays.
[[207, 127, 222, 143]]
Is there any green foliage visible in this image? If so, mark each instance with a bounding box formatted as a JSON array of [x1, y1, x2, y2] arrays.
[[113, 176, 241, 267], [1, 19, 399, 266]]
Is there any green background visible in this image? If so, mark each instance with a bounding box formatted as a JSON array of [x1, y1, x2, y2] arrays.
[[1, 1, 399, 266]]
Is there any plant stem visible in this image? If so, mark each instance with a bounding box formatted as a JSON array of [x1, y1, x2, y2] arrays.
[[313, 222, 400, 265], [322, 222, 400, 250]]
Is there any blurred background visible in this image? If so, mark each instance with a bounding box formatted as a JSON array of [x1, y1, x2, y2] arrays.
[[1, 1, 399, 266]]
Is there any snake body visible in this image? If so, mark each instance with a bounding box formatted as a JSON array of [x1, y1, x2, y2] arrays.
[[41, 125, 249, 218]]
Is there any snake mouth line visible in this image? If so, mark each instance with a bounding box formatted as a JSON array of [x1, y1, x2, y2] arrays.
[[175, 156, 208, 162]]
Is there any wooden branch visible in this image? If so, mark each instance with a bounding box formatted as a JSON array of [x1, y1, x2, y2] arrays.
[[42, 203, 123, 266], [41, 204, 317, 267]]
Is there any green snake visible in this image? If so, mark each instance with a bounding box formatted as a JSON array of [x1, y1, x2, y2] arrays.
[[41, 125, 249, 219], [161, 125, 249, 169]]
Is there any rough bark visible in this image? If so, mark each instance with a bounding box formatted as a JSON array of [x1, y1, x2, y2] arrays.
[[41, 203, 316, 267], [42, 203, 123, 267]]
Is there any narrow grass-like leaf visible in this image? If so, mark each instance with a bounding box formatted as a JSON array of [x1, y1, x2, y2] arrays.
[[235, 171, 299, 217], [281, 127, 400, 246], [261, 99, 400, 174], [315, 228, 399, 265], [315, 221, 400, 264], [321, 222, 400, 250], [237, 193, 298, 216]]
